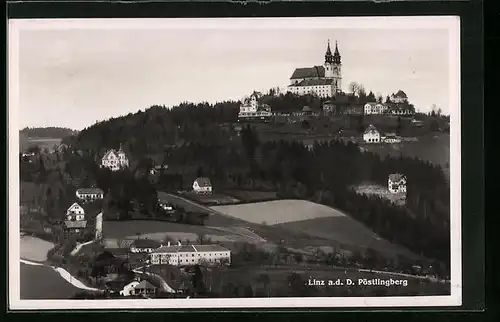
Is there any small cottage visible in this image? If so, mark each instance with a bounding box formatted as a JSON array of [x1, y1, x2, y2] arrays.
[[388, 173, 407, 194], [133, 280, 158, 296], [363, 124, 380, 143], [193, 177, 212, 194]]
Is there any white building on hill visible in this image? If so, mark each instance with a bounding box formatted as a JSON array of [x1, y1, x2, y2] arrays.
[[388, 173, 407, 194], [363, 124, 380, 143], [193, 177, 212, 194], [101, 145, 129, 171], [76, 187, 104, 202], [364, 102, 387, 115], [288, 40, 342, 98], [238, 91, 272, 120], [149, 242, 231, 267]]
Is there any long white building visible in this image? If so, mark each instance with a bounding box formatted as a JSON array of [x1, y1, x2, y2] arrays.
[[149, 243, 231, 267]]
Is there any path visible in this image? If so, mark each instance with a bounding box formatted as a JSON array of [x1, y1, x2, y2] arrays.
[[70, 240, 94, 256]]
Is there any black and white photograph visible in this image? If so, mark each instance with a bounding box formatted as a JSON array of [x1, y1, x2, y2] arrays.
[[8, 16, 461, 309]]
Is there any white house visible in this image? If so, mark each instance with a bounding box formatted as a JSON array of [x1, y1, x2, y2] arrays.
[[129, 239, 162, 254], [149, 242, 231, 267], [76, 188, 104, 202], [238, 92, 273, 120], [101, 145, 129, 171], [364, 102, 387, 115], [388, 173, 407, 194], [363, 124, 380, 143], [66, 202, 85, 221], [390, 90, 408, 104], [64, 202, 87, 234], [120, 281, 140, 296], [193, 177, 212, 194]]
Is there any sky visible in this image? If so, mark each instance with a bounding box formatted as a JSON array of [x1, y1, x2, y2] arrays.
[[12, 18, 457, 130]]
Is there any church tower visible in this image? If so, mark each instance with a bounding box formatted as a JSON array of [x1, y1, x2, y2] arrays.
[[332, 41, 342, 93], [324, 40, 342, 93], [324, 40, 334, 78]]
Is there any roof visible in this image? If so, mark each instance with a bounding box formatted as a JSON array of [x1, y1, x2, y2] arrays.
[[131, 239, 162, 249], [64, 220, 87, 229], [302, 106, 312, 112], [152, 244, 229, 254], [290, 66, 325, 79], [364, 124, 378, 134], [194, 177, 212, 187], [134, 280, 157, 289], [364, 102, 378, 107], [388, 173, 406, 182], [289, 78, 335, 87], [393, 90, 408, 98], [67, 202, 84, 212], [76, 188, 104, 195]]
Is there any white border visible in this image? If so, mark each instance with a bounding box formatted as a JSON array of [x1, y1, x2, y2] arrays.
[[8, 16, 461, 310]]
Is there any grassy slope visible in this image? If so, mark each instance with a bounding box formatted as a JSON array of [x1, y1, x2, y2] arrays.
[[212, 200, 418, 259]]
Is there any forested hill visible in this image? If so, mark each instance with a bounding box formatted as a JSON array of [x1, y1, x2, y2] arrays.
[[67, 101, 241, 154], [20, 127, 78, 139]]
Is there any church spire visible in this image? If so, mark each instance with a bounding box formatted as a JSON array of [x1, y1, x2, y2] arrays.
[[333, 41, 341, 64], [325, 39, 333, 64]]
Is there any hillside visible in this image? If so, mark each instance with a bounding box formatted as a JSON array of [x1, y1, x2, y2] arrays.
[[212, 200, 417, 259], [20, 127, 78, 139]]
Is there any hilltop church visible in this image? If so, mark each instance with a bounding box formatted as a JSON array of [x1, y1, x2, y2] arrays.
[[288, 40, 342, 98]]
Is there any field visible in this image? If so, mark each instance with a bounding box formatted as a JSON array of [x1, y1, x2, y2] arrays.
[[181, 191, 240, 205], [211, 199, 416, 259], [20, 263, 79, 299], [223, 190, 278, 203], [20, 235, 55, 262], [212, 199, 349, 226]]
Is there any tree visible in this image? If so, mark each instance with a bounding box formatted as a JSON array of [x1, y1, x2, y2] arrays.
[[348, 82, 360, 95], [366, 91, 376, 102]]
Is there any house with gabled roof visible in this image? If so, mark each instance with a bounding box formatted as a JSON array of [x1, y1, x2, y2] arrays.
[[390, 90, 408, 104], [63, 202, 87, 236], [363, 124, 381, 143], [100, 144, 129, 171], [193, 177, 212, 194], [388, 173, 407, 194]]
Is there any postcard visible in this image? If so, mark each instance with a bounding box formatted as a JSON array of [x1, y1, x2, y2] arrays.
[[8, 16, 461, 310]]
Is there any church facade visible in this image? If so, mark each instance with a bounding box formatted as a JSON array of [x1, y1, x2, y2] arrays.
[[288, 40, 342, 98]]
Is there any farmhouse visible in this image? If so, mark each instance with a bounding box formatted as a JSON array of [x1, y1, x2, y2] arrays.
[[63, 202, 87, 236], [130, 239, 162, 254], [364, 102, 387, 115], [193, 177, 212, 194], [388, 173, 407, 194], [288, 40, 342, 98], [101, 145, 129, 171], [149, 242, 231, 267], [363, 124, 381, 143], [76, 187, 104, 202]]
